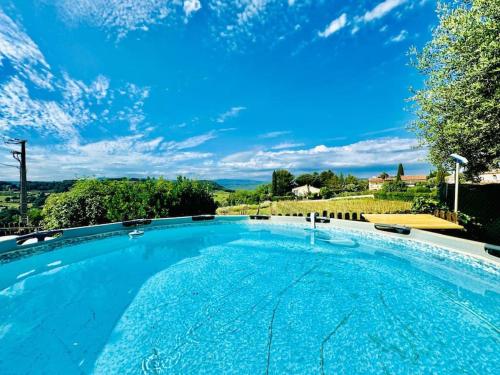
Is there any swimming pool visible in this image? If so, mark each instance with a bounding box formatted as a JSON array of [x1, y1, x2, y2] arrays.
[[0, 219, 498, 374]]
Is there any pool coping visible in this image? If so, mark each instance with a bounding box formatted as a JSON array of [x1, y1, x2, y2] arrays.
[[0, 215, 498, 266]]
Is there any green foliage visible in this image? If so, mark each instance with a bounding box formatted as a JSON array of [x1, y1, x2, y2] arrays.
[[411, 196, 447, 213], [0, 208, 19, 224], [410, 0, 500, 179], [271, 169, 294, 196], [427, 168, 449, 187], [295, 172, 322, 188], [382, 180, 407, 192], [378, 172, 389, 179], [27, 208, 43, 226], [396, 163, 405, 180], [375, 191, 437, 202], [42, 179, 109, 229], [41, 178, 216, 229]]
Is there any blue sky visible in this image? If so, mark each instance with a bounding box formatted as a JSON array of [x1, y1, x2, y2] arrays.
[[0, 0, 435, 181]]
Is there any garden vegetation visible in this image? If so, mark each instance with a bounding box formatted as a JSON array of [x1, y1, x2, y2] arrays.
[[42, 177, 216, 229]]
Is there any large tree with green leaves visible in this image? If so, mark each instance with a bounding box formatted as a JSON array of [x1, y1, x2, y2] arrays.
[[271, 169, 294, 196], [410, 0, 499, 179]]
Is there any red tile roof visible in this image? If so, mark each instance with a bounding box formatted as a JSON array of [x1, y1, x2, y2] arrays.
[[369, 175, 427, 183]]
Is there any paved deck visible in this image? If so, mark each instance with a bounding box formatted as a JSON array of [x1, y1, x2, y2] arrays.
[[363, 214, 464, 230]]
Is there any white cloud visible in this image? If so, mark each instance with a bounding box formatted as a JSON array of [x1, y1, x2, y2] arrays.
[[0, 9, 151, 140], [259, 131, 291, 139], [272, 142, 304, 150], [164, 132, 217, 151], [362, 0, 406, 22], [52, 0, 177, 40], [0, 77, 78, 138], [237, 0, 270, 26], [0, 134, 214, 180], [183, 0, 202, 17], [219, 137, 426, 173], [389, 29, 408, 43], [318, 13, 347, 38], [0, 135, 428, 181], [216, 106, 246, 123], [0, 9, 53, 89]]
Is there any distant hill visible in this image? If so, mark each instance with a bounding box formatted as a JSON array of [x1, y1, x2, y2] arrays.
[[1, 178, 266, 193], [214, 179, 267, 191], [197, 180, 232, 192]]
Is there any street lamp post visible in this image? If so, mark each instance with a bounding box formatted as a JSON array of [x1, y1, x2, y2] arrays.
[[450, 154, 468, 213]]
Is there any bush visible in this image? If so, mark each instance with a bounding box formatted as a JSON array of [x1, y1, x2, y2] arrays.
[[407, 185, 431, 194], [42, 179, 109, 229], [382, 180, 407, 192], [411, 196, 447, 213], [28, 208, 43, 226], [375, 191, 437, 202], [41, 177, 216, 229]]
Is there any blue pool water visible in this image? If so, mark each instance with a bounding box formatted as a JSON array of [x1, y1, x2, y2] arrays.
[[0, 221, 499, 374]]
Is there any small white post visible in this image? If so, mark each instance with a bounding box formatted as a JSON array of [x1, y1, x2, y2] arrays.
[[454, 162, 460, 213], [310, 212, 316, 229]]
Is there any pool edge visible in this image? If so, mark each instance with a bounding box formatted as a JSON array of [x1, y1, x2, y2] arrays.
[[0, 215, 498, 267]]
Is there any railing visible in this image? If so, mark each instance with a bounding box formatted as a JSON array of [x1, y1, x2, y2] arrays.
[[0, 222, 42, 236], [274, 210, 365, 221]]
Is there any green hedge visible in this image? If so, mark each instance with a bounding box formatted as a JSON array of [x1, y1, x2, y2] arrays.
[[42, 177, 216, 229], [374, 191, 437, 202]]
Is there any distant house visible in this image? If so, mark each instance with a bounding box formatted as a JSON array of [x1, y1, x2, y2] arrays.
[[445, 169, 500, 184], [368, 175, 427, 190], [292, 184, 320, 197]]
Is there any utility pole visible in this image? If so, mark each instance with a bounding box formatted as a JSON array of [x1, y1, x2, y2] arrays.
[[5, 139, 28, 224]]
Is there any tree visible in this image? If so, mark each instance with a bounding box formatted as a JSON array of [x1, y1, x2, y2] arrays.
[[295, 172, 322, 188], [271, 171, 277, 196], [410, 0, 500, 179], [396, 163, 405, 181], [378, 172, 389, 179], [294, 173, 315, 187], [271, 169, 294, 196], [319, 170, 335, 186]]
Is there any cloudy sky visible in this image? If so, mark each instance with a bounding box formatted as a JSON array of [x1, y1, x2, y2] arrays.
[[0, 0, 435, 181]]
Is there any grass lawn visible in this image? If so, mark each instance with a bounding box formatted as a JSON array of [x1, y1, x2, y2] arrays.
[[216, 198, 411, 216], [213, 190, 231, 205], [0, 193, 20, 209]]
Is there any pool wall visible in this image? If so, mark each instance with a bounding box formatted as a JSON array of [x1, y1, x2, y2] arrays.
[[0, 215, 498, 265]]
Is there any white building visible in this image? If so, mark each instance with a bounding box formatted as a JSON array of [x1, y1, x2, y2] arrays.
[[292, 184, 320, 198], [368, 175, 427, 191], [445, 169, 500, 184]]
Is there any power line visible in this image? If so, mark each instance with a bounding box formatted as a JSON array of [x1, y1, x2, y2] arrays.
[[0, 162, 19, 169]]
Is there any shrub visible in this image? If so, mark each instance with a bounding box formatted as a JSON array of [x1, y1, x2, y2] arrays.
[[41, 177, 216, 229], [375, 191, 437, 202], [42, 180, 109, 229], [382, 180, 407, 192], [411, 196, 447, 213]]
